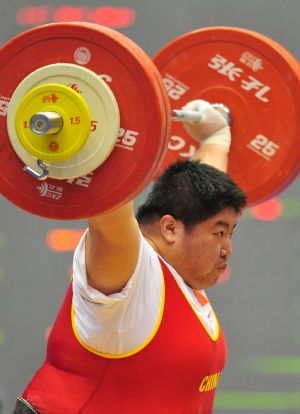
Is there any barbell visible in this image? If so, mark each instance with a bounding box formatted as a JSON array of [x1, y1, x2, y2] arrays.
[[0, 23, 299, 220]]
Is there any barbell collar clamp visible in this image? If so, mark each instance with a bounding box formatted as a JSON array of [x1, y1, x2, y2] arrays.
[[211, 103, 231, 126], [29, 112, 64, 135], [25, 159, 49, 180]]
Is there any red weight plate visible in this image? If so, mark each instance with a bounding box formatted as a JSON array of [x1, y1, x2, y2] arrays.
[[0, 23, 170, 219], [153, 27, 300, 206]]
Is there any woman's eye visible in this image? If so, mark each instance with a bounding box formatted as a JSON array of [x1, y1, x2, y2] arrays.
[[215, 231, 224, 237]]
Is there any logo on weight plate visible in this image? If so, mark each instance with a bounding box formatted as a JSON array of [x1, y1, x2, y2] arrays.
[[0, 95, 10, 117], [69, 83, 82, 94], [239, 51, 264, 72], [74, 47, 91, 65], [36, 183, 64, 200]]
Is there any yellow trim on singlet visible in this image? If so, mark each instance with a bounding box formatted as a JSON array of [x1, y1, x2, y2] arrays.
[[173, 279, 220, 341], [71, 269, 165, 359], [17, 396, 39, 413]]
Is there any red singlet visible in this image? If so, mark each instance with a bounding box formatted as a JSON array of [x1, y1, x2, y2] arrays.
[[23, 258, 226, 413]]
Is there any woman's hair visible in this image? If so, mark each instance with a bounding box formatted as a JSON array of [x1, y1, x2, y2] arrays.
[[136, 160, 247, 230]]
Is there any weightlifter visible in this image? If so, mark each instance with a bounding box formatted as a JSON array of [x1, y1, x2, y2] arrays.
[[14, 101, 247, 414]]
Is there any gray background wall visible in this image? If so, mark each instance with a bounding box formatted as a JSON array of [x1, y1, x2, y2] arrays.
[[0, 0, 299, 413]]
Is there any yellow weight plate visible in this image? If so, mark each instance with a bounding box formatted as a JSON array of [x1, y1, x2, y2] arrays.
[[15, 83, 91, 162], [7, 63, 120, 179]]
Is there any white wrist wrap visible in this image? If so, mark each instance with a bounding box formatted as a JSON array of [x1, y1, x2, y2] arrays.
[[201, 126, 231, 150]]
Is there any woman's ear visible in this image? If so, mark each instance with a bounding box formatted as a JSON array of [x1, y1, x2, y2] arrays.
[[159, 215, 184, 244]]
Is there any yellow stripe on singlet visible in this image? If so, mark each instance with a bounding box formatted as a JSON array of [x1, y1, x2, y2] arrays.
[[173, 281, 220, 341], [71, 269, 165, 359]]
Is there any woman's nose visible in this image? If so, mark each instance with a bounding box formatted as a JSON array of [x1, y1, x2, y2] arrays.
[[222, 238, 232, 258]]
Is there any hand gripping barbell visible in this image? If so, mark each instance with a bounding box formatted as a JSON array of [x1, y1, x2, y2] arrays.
[[0, 23, 299, 219]]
